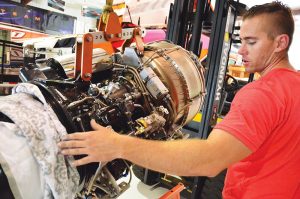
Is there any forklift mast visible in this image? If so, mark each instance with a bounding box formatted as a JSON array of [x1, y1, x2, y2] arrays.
[[167, 0, 245, 136], [198, 0, 237, 138], [166, 0, 209, 56], [166, 0, 247, 198], [191, 0, 238, 197]]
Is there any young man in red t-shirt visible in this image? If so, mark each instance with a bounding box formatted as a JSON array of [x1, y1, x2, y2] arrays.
[[59, 2, 300, 198]]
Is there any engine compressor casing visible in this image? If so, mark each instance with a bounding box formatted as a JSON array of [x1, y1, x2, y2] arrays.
[[0, 40, 205, 199]]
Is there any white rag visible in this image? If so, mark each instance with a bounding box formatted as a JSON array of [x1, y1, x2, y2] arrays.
[[0, 83, 79, 199]]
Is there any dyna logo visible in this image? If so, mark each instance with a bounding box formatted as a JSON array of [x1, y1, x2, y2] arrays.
[[11, 31, 26, 39]]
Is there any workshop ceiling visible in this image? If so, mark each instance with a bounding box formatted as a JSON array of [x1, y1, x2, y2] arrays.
[[240, 0, 300, 10], [65, 0, 300, 10]]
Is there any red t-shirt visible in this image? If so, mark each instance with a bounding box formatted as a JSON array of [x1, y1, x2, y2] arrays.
[[215, 68, 300, 199]]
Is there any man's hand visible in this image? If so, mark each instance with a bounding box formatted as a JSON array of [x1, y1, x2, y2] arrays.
[[58, 120, 123, 166]]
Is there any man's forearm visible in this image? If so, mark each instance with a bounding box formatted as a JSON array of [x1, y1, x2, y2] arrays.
[[118, 135, 219, 177], [58, 124, 250, 175]]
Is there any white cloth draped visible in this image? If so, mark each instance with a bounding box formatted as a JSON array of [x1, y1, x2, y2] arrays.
[[0, 83, 79, 199]]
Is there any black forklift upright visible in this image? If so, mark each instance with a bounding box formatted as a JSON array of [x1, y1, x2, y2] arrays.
[[166, 0, 207, 55], [191, 0, 238, 198], [158, 0, 246, 197], [198, 0, 236, 138], [166, 0, 188, 46], [189, 0, 207, 56]]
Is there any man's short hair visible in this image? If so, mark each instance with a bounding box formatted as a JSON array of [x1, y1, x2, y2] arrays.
[[243, 1, 294, 49]]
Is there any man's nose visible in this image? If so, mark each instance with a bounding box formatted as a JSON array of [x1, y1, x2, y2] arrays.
[[238, 44, 246, 55]]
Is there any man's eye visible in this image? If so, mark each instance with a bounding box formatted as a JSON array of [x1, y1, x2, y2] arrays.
[[247, 41, 256, 45]]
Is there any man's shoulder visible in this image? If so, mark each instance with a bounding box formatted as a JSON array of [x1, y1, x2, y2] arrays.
[[239, 68, 299, 93], [233, 78, 277, 105], [236, 80, 264, 94], [264, 68, 300, 83]]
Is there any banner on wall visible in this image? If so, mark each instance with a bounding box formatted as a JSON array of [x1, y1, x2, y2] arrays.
[[48, 0, 65, 12], [123, 0, 173, 27], [0, 1, 75, 35], [81, 6, 102, 18], [0, 1, 44, 31], [45, 11, 75, 35], [0, 23, 48, 42], [81, 2, 126, 19]]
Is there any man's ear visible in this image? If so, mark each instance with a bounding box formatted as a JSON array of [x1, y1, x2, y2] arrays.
[[274, 34, 289, 52]]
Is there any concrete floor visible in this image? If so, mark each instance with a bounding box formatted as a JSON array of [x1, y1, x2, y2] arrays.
[[117, 172, 170, 199]]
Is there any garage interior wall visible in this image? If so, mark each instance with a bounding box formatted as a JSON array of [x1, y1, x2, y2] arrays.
[[23, 0, 300, 69], [27, 0, 98, 34]]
